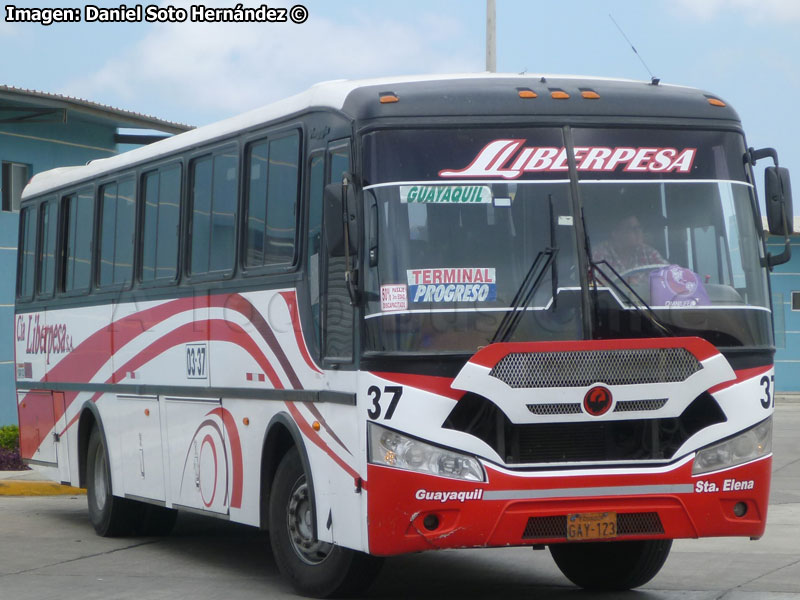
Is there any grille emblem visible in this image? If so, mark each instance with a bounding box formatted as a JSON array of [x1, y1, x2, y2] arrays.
[[584, 386, 612, 416]]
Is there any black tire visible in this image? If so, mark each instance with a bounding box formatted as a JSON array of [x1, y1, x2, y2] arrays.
[[549, 539, 672, 591], [268, 447, 383, 598], [86, 427, 140, 537]]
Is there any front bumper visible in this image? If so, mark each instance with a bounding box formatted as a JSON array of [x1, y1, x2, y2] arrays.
[[366, 453, 771, 556]]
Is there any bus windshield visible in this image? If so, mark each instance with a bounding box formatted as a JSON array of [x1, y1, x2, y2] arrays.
[[361, 127, 772, 354]]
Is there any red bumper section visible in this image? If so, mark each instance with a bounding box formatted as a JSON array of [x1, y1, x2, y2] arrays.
[[366, 455, 771, 556]]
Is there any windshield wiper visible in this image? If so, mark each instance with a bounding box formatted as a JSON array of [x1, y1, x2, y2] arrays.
[[491, 195, 559, 344], [591, 259, 674, 337]]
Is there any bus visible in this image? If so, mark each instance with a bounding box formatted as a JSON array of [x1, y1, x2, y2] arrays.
[[14, 75, 793, 597]]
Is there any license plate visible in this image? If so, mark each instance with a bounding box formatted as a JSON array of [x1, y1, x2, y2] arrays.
[[566, 512, 618, 540]]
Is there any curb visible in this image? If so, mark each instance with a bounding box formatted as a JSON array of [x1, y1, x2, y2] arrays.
[[0, 481, 85, 496]]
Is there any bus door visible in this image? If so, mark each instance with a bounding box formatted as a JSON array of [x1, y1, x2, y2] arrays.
[[16, 390, 58, 465], [164, 396, 229, 514], [116, 394, 166, 502]]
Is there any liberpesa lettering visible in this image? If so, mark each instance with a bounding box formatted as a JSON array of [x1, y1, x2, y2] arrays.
[[439, 139, 697, 179]]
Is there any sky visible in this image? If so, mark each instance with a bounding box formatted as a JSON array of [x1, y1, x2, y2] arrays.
[[1, 0, 799, 206]]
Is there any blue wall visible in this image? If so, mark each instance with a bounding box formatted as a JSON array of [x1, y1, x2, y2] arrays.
[[0, 214, 18, 426], [0, 115, 118, 424], [767, 235, 800, 392]]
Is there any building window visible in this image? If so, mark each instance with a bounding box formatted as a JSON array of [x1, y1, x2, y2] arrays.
[[792, 291, 800, 311], [2, 162, 30, 212]]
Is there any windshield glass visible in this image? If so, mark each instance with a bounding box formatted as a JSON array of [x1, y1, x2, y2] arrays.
[[574, 127, 771, 348], [362, 127, 772, 354]]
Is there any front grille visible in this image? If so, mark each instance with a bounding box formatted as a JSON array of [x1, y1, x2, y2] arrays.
[[523, 515, 566, 539], [522, 512, 664, 540], [489, 348, 701, 388], [618, 512, 664, 536], [613, 398, 668, 412], [526, 398, 667, 416], [527, 403, 582, 415], [444, 392, 726, 465]]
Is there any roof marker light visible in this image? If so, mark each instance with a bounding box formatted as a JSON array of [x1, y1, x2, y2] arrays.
[[379, 92, 399, 104], [707, 97, 726, 107], [518, 88, 537, 99], [550, 90, 570, 99], [581, 90, 600, 99]]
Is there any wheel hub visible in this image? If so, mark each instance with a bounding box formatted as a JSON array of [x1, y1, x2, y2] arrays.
[[286, 477, 332, 565], [93, 444, 108, 510]]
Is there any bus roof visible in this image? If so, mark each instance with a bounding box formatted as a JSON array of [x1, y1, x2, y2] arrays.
[[22, 73, 739, 199]]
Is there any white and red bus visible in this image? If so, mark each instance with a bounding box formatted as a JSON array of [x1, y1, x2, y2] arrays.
[[14, 75, 793, 596]]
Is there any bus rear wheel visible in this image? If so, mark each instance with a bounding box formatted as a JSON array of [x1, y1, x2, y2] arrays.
[[549, 538, 672, 590], [268, 447, 382, 598], [86, 427, 140, 537]]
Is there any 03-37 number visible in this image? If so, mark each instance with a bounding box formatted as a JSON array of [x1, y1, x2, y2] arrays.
[[367, 385, 403, 420]]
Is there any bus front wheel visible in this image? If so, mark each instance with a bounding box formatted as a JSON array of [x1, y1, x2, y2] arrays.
[[86, 427, 140, 537], [549, 538, 672, 590], [268, 447, 383, 598]]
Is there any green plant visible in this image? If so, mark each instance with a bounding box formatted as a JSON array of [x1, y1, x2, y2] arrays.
[[0, 425, 20, 451]]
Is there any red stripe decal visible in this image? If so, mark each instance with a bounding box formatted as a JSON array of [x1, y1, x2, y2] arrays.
[[111, 320, 284, 389], [58, 319, 284, 436], [285, 402, 365, 490], [279, 291, 324, 374], [200, 434, 218, 508], [41, 292, 306, 451], [708, 365, 772, 395], [371, 372, 464, 401], [42, 297, 200, 425], [211, 294, 303, 388], [207, 407, 244, 509], [302, 402, 351, 455]]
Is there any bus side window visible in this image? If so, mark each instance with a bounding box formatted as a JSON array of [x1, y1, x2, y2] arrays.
[[38, 200, 57, 298], [245, 131, 300, 268], [329, 144, 350, 185], [62, 188, 94, 294], [323, 140, 352, 361], [189, 148, 238, 276], [16, 205, 36, 301], [307, 153, 324, 351], [98, 178, 135, 288], [141, 165, 181, 283], [266, 134, 299, 265]]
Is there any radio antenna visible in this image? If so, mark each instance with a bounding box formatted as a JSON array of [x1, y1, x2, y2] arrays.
[[609, 14, 659, 85]]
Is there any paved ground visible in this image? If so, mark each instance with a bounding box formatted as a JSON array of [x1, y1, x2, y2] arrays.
[[0, 402, 798, 599]]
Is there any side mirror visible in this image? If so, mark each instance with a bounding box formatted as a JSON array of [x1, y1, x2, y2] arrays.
[[765, 166, 793, 236], [323, 174, 358, 257]]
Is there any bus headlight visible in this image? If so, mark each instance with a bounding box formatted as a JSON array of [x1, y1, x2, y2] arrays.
[[368, 423, 485, 482], [692, 417, 772, 475]]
